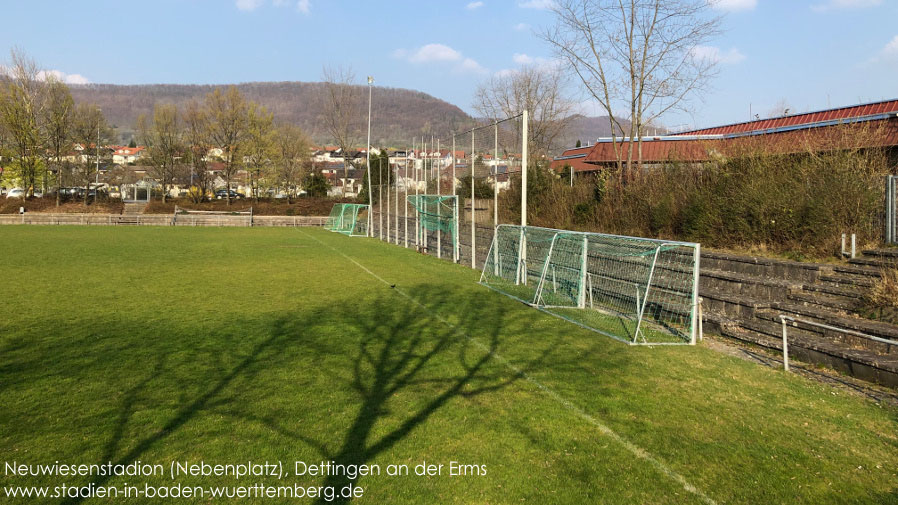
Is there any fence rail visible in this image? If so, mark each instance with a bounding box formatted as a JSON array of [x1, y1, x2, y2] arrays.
[[0, 213, 327, 227]]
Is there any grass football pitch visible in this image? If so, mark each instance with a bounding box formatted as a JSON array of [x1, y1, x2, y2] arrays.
[[1, 226, 897, 504]]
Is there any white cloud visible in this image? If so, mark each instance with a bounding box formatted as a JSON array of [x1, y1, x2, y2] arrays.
[[811, 0, 881, 12], [393, 43, 486, 73], [874, 35, 898, 61], [513, 22, 530, 31], [236, 0, 264, 11], [407, 43, 462, 63], [708, 0, 757, 11], [518, 0, 554, 9], [37, 69, 90, 85], [466, 1, 484, 9], [457, 58, 488, 74], [690, 45, 746, 65], [237, 0, 310, 14]]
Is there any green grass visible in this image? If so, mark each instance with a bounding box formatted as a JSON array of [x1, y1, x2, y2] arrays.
[[1, 226, 897, 504]]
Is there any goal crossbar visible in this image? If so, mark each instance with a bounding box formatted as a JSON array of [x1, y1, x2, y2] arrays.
[[479, 224, 701, 345]]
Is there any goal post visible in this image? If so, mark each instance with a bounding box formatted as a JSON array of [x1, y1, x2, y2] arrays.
[[480, 224, 701, 345], [325, 203, 370, 236], [407, 195, 459, 262]]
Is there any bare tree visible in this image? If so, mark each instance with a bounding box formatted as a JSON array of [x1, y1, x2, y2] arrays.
[[473, 64, 574, 157], [321, 66, 361, 197], [138, 103, 182, 203], [244, 103, 274, 202], [42, 77, 74, 206], [182, 100, 211, 202], [544, 0, 720, 178], [0, 49, 47, 197], [272, 123, 311, 202], [70, 104, 110, 205], [204, 86, 248, 205]]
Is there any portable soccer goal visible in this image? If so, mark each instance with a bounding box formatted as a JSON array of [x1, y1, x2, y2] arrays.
[[407, 195, 459, 261], [172, 206, 254, 226], [480, 225, 701, 345], [325, 203, 370, 236]]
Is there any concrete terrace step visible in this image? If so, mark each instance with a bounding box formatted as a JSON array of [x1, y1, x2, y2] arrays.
[[718, 317, 898, 387], [832, 264, 882, 279], [700, 268, 801, 300], [761, 305, 898, 344], [801, 282, 867, 299], [862, 249, 898, 259], [818, 273, 876, 289], [700, 289, 770, 319], [787, 291, 859, 312], [849, 257, 896, 268]]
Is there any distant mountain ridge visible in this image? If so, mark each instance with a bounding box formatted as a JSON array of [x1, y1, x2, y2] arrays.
[[69, 81, 472, 147], [69, 81, 627, 153]]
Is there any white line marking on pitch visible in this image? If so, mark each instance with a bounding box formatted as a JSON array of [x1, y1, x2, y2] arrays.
[[300, 230, 717, 505]]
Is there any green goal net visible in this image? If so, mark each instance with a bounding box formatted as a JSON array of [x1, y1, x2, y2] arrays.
[[325, 203, 370, 236], [480, 225, 701, 345], [407, 195, 459, 261]]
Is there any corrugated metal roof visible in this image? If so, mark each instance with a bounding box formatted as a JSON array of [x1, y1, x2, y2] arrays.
[[679, 98, 898, 136]]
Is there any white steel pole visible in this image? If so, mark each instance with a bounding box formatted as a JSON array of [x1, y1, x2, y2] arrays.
[[404, 145, 409, 248], [437, 137, 441, 259], [521, 110, 528, 228], [471, 129, 476, 269], [451, 136, 456, 196], [95, 109, 101, 189], [422, 136, 427, 253], [395, 156, 399, 244], [780, 316, 790, 372], [379, 155, 383, 240], [493, 122, 499, 271], [493, 122, 498, 229], [414, 139, 419, 249], [366, 76, 374, 237]]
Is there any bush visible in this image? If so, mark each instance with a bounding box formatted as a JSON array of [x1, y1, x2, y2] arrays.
[[500, 127, 893, 257]]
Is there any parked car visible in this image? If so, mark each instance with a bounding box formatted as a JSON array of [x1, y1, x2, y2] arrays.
[[215, 189, 242, 200], [5, 188, 25, 199]]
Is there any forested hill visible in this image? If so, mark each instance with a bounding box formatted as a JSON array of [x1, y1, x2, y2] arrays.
[[69, 81, 630, 152], [69, 81, 473, 147]]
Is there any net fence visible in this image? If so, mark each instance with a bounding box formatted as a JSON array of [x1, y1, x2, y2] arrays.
[[480, 225, 700, 345], [365, 115, 525, 267], [326, 203, 369, 236]]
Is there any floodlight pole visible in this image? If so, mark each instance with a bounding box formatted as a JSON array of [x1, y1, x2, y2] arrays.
[[521, 110, 528, 228], [366, 76, 374, 237], [437, 137, 441, 259], [493, 121, 499, 271], [471, 129, 476, 269]]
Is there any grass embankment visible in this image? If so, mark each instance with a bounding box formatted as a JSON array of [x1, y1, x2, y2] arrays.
[[0, 227, 896, 504]]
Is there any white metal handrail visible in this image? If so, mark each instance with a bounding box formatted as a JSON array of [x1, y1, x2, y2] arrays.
[[778, 315, 897, 371]]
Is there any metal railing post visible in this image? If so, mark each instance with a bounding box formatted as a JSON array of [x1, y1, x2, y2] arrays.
[[779, 316, 790, 372]]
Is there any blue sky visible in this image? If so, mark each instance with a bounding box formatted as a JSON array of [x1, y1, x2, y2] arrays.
[[1, 0, 896, 129]]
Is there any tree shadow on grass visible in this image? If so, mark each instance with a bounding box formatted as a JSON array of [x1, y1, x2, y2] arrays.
[[50, 283, 562, 504]]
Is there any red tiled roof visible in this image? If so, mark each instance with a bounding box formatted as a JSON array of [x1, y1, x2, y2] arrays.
[[679, 99, 898, 136]]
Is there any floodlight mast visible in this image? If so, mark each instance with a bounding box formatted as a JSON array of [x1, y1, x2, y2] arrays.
[[366, 76, 374, 237]]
